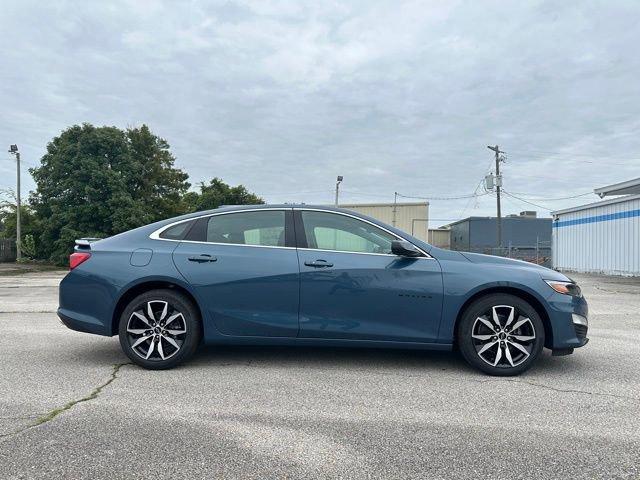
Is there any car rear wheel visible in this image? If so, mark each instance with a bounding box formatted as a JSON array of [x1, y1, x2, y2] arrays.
[[118, 289, 202, 370], [457, 293, 545, 376]]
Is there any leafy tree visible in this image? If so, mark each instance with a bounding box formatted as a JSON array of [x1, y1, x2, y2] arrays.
[[29, 123, 190, 264], [184, 178, 264, 212], [21, 234, 36, 259], [0, 191, 39, 242]]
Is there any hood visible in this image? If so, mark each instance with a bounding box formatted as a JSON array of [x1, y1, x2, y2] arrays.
[[459, 251, 570, 281]]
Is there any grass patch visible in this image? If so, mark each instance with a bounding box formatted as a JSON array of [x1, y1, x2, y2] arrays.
[[0, 262, 64, 276], [1, 363, 131, 439]]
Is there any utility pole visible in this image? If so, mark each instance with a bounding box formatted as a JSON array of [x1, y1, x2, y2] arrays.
[[8, 145, 21, 261], [487, 145, 505, 248], [392, 192, 398, 226], [334, 176, 343, 206]]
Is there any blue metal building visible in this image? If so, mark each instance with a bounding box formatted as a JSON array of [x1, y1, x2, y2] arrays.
[[444, 212, 552, 251]]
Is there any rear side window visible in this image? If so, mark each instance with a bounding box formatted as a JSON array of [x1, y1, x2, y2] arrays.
[[206, 211, 286, 247], [159, 220, 194, 240]]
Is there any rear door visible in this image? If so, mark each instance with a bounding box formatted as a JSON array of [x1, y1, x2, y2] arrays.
[[172, 209, 300, 337], [296, 209, 443, 342]]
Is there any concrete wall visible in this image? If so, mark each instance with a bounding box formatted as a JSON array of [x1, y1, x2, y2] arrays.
[[553, 195, 640, 276], [339, 202, 429, 242]]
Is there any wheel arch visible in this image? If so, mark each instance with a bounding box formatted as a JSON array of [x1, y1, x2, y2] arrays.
[[453, 286, 553, 349], [111, 279, 203, 336]]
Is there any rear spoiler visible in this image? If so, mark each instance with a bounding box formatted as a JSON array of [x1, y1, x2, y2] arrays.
[[75, 238, 102, 250]]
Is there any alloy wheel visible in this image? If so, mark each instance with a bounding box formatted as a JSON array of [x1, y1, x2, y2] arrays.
[[471, 305, 536, 368], [126, 300, 187, 361]]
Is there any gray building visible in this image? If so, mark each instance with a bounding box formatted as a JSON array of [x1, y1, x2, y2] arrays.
[[444, 212, 552, 251]]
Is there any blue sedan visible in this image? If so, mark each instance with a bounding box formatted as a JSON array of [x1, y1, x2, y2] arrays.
[[58, 205, 588, 375]]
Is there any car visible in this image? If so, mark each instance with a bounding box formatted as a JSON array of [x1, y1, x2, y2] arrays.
[[58, 205, 588, 375]]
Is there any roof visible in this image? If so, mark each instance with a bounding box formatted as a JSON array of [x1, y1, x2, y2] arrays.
[[551, 193, 640, 216], [594, 177, 640, 198], [441, 215, 551, 228]]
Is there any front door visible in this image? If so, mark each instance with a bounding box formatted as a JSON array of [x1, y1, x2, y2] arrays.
[[296, 210, 443, 342], [173, 209, 299, 337]]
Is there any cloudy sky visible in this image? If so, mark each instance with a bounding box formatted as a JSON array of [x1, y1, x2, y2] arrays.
[[1, 0, 639, 226]]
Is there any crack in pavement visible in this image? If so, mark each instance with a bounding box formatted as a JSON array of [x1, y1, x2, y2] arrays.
[[0, 362, 131, 441], [476, 377, 640, 402], [196, 360, 639, 402], [593, 284, 640, 295]]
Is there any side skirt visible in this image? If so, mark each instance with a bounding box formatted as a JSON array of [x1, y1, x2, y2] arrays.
[[203, 336, 453, 351]]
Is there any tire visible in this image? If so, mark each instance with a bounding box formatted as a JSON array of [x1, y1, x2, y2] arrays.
[[118, 289, 202, 370], [457, 294, 545, 376]]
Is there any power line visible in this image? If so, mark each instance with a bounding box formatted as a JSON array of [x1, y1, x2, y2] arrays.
[[337, 190, 490, 201], [507, 151, 639, 167], [505, 191, 595, 201], [458, 179, 488, 220], [502, 190, 553, 211], [396, 191, 490, 201], [507, 147, 640, 161]]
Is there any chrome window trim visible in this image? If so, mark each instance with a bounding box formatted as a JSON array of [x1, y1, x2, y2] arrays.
[[297, 247, 399, 258], [295, 208, 433, 259], [170, 239, 296, 250], [149, 207, 290, 244], [148, 206, 433, 259]]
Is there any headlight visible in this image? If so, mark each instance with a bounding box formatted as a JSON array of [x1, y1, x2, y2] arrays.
[[545, 280, 582, 297]]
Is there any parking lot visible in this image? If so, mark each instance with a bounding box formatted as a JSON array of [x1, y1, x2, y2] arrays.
[[0, 268, 638, 479]]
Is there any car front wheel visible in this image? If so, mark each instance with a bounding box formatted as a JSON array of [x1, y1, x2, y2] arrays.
[[457, 293, 545, 376], [118, 289, 202, 370]]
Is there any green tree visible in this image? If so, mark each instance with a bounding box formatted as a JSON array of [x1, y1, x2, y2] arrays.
[[21, 234, 36, 259], [185, 178, 264, 212], [0, 192, 39, 242], [29, 123, 190, 264]]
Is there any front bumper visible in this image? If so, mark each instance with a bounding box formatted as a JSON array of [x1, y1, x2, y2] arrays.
[[546, 292, 589, 353]]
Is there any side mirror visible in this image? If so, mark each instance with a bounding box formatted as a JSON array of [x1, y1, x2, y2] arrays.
[[391, 240, 423, 257]]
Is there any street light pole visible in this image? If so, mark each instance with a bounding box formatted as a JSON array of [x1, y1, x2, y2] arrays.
[[8, 144, 21, 261], [335, 176, 343, 206]]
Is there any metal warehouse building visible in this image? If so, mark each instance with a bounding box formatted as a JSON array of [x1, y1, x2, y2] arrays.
[[444, 212, 551, 251], [338, 202, 430, 242], [552, 178, 640, 276]]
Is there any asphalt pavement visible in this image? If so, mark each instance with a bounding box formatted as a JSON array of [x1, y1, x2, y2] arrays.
[[0, 268, 638, 479]]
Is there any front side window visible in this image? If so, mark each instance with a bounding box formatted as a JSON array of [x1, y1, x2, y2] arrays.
[[301, 211, 397, 254], [206, 210, 286, 247]]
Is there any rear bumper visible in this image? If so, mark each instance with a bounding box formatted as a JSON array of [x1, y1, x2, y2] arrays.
[[58, 268, 118, 336], [58, 308, 112, 336]]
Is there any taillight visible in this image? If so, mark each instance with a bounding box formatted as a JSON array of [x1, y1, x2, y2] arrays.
[[69, 252, 91, 270]]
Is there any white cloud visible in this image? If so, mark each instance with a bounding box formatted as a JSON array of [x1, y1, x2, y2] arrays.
[[1, 0, 639, 223]]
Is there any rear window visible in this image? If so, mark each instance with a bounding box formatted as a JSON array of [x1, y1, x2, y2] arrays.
[[206, 211, 285, 247], [159, 220, 194, 240]]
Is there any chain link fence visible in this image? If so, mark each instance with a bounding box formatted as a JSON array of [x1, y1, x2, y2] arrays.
[[462, 240, 552, 268]]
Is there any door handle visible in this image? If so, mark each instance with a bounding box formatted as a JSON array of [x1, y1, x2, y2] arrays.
[[188, 254, 217, 263], [304, 259, 333, 268]]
